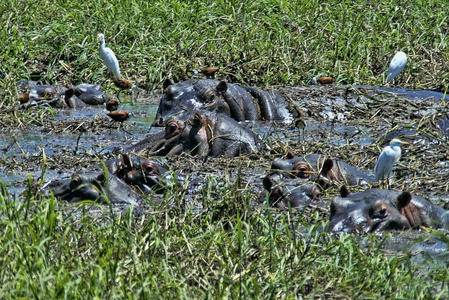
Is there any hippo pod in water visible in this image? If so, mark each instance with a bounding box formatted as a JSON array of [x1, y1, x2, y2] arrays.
[[48, 154, 177, 204], [126, 110, 260, 158], [153, 78, 291, 126], [329, 186, 449, 233], [16, 80, 109, 108], [263, 173, 322, 209], [271, 153, 375, 188]]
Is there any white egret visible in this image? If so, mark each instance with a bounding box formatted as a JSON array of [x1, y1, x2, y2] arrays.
[[387, 51, 407, 83], [374, 138, 408, 188], [98, 33, 121, 79]]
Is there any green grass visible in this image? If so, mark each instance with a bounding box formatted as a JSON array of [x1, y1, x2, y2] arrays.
[[1, 0, 449, 94], [1, 177, 448, 298]]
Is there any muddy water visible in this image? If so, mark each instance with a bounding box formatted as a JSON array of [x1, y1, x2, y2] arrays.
[[1, 85, 449, 259], [0, 100, 159, 195]]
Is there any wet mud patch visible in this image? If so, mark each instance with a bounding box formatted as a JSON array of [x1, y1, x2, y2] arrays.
[[1, 84, 449, 256]]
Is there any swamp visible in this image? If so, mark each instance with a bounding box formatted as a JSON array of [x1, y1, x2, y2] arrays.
[[1, 0, 449, 298]]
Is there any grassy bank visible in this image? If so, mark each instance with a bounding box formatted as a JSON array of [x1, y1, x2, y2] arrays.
[[1, 0, 449, 96]]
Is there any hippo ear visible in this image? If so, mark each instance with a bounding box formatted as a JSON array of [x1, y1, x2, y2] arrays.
[[321, 158, 334, 174], [286, 152, 295, 159], [163, 79, 174, 90], [216, 80, 228, 93], [397, 192, 412, 208], [121, 154, 132, 169], [96, 173, 106, 185], [191, 111, 204, 127], [340, 185, 350, 197], [262, 176, 273, 192]]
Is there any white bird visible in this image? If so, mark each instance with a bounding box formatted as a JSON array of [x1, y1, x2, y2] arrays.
[[387, 51, 407, 83], [98, 33, 121, 79], [374, 138, 408, 188]]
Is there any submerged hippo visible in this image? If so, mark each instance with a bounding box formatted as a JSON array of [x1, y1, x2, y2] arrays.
[[48, 169, 142, 205], [263, 173, 322, 209], [271, 153, 375, 188], [126, 110, 260, 158], [48, 154, 175, 204], [153, 79, 291, 126], [329, 186, 449, 233], [16, 80, 109, 107]]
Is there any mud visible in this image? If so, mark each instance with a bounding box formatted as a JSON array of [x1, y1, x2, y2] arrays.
[[1, 84, 449, 256]]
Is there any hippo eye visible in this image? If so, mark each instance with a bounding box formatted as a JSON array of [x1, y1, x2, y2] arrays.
[[142, 161, 159, 175], [166, 122, 178, 135], [292, 162, 311, 179], [203, 90, 215, 104]]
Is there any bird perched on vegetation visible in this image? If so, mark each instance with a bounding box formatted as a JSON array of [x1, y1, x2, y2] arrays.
[[387, 51, 407, 83], [112, 77, 139, 100], [374, 138, 408, 188], [201, 67, 220, 78], [98, 33, 121, 78], [317, 77, 334, 84], [18, 93, 29, 104]]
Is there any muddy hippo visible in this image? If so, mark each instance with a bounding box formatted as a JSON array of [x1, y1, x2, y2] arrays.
[[271, 153, 375, 188], [329, 186, 449, 233], [48, 154, 176, 204], [126, 110, 260, 158], [153, 79, 291, 126], [263, 173, 322, 209], [16, 80, 109, 107], [48, 170, 142, 205], [108, 154, 179, 194]]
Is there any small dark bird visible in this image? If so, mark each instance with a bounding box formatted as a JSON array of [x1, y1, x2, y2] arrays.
[[107, 111, 134, 133], [201, 67, 220, 78], [317, 77, 334, 84], [113, 78, 138, 101], [18, 93, 29, 104], [108, 111, 132, 123], [106, 100, 119, 112]]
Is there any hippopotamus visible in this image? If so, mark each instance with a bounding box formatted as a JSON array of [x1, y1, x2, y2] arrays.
[[126, 110, 260, 158], [263, 173, 322, 209], [73, 83, 109, 105], [48, 154, 175, 204], [270, 153, 375, 188], [153, 78, 291, 126], [329, 186, 449, 233], [16, 80, 109, 107], [48, 169, 142, 205]]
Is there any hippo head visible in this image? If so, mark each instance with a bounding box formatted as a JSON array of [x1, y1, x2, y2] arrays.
[[117, 154, 167, 194], [49, 172, 109, 203], [148, 110, 212, 157], [148, 110, 258, 157], [153, 79, 231, 126], [263, 174, 321, 209], [328, 186, 426, 233]]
